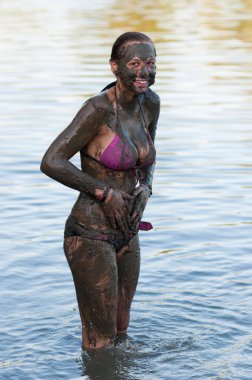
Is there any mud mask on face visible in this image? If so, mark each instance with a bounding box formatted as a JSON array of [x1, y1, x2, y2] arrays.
[[115, 43, 156, 93]]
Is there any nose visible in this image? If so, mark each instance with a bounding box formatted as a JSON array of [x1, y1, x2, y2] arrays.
[[139, 65, 148, 78]]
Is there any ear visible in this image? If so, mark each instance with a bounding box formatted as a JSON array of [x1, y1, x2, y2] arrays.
[[110, 59, 118, 75]]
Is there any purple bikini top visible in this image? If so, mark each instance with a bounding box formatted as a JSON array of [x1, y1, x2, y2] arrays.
[[98, 133, 155, 171]]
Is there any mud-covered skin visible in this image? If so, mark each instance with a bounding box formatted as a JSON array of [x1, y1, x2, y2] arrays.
[[115, 43, 156, 94], [40, 40, 160, 350], [64, 235, 140, 350], [131, 184, 151, 230], [54, 88, 160, 237]]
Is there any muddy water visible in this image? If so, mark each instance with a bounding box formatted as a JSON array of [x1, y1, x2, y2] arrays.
[[1, 0, 252, 379]]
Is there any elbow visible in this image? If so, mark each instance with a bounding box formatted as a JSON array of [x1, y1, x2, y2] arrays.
[[40, 152, 67, 183], [40, 154, 50, 175], [40, 152, 59, 178]]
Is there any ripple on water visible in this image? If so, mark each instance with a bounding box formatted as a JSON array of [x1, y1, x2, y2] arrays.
[[1, 0, 252, 379]]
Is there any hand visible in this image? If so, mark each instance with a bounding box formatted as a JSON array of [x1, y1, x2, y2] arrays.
[[102, 189, 133, 231], [131, 185, 151, 231]]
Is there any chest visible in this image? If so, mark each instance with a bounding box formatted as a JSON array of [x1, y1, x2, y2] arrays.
[[84, 104, 154, 170], [115, 107, 150, 156]]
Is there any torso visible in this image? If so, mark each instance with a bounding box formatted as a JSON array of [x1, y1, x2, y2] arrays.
[[68, 86, 157, 234]]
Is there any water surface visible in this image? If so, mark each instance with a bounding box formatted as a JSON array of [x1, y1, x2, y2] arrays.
[[1, 1, 252, 379]]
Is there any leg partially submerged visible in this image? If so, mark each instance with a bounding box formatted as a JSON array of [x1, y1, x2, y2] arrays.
[[64, 234, 140, 349], [64, 236, 118, 350], [116, 235, 140, 335]]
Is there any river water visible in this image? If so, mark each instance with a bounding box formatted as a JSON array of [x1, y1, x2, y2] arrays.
[[1, 0, 252, 379]]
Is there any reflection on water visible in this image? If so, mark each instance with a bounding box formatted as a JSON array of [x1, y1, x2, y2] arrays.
[[1, 0, 252, 379]]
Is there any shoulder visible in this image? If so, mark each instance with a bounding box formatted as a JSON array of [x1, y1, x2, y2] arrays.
[[144, 88, 160, 106], [87, 91, 112, 111], [76, 92, 112, 122], [141, 89, 160, 125], [79, 91, 115, 129]]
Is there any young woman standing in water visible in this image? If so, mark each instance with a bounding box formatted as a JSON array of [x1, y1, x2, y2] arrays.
[[41, 32, 160, 350]]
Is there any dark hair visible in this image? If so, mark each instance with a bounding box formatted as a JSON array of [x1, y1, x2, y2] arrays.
[[110, 32, 154, 61]]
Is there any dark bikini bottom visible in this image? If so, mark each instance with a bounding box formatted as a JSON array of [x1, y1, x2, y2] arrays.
[[64, 215, 136, 251]]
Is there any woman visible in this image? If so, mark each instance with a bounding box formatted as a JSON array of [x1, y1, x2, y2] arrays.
[[40, 32, 160, 350]]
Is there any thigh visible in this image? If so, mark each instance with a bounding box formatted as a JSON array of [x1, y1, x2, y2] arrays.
[[64, 236, 118, 346], [116, 234, 141, 329]]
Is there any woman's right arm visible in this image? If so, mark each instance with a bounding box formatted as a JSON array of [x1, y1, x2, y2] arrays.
[[40, 99, 107, 198]]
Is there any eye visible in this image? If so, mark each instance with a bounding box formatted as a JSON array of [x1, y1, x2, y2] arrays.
[[147, 61, 156, 68], [129, 61, 140, 68]]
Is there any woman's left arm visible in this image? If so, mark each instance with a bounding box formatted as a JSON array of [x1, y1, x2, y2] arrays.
[[131, 94, 160, 230], [139, 95, 160, 193]]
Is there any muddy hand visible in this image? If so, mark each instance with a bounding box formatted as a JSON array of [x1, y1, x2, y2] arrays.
[[102, 189, 133, 231], [131, 185, 151, 230]]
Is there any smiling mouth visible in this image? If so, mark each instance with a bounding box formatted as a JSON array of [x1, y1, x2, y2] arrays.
[[134, 78, 148, 87]]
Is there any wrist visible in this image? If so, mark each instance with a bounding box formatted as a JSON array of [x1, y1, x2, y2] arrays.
[[95, 186, 111, 202], [140, 183, 151, 196]]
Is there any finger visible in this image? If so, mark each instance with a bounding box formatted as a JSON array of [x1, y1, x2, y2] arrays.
[[115, 214, 126, 231], [126, 213, 131, 226], [135, 210, 143, 228], [121, 191, 134, 200], [132, 215, 141, 230], [121, 204, 126, 215], [105, 189, 114, 203], [124, 198, 134, 216], [108, 213, 117, 229], [131, 210, 138, 222], [122, 216, 129, 231], [118, 209, 130, 231], [131, 201, 143, 220], [133, 187, 142, 197], [131, 204, 143, 225], [121, 203, 131, 226]]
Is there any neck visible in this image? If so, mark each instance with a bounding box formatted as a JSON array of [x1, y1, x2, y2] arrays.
[[115, 80, 139, 107]]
